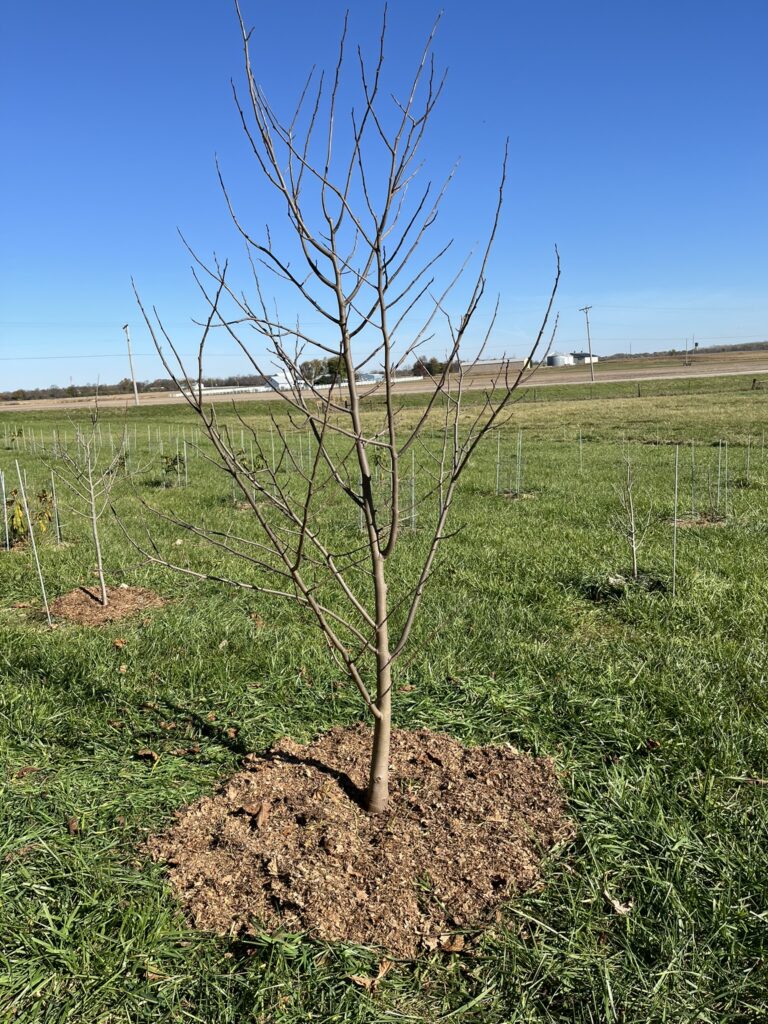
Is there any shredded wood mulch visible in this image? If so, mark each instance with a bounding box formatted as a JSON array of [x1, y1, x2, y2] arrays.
[[673, 515, 727, 528], [149, 725, 573, 957], [50, 586, 164, 625]]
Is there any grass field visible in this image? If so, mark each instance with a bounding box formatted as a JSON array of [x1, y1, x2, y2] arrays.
[[1, 377, 767, 1022]]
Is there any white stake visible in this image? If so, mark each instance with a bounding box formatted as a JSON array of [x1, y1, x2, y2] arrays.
[[672, 445, 679, 598], [0, 470, 8, 550]]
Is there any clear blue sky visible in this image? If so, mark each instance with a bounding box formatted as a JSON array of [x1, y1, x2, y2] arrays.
[[2, 0, 766, 390]]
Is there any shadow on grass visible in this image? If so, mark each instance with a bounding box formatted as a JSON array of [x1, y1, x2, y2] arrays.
[[577, 570, 669, 603], [152, 701, 367, 807]]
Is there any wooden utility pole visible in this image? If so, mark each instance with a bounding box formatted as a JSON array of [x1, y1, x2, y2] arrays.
[[122, 324, 140, 406], [579, 305, 595, 382]]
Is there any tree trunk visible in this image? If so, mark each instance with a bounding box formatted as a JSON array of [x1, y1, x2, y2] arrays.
[[88, 459, 108, 606], [367, 658, 392, 814], [366, 558, 392, 814]]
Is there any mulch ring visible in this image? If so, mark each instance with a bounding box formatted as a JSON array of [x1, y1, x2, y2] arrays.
[[673, 514, 727, 528], [148, 725, 573, 958], [50, 585, 164, 625]]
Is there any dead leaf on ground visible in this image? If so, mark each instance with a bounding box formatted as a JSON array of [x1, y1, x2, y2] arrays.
[[205, 712, 217, 722], [348, 959, 393, 992], [3, 843, 38, 863], [14, 765, 39, 780], [225, 726, 239, 739], [604, 890, 633, 916], [136, 748, 160, 763], [11, 601, 32, 609], [438, 933, 466, 953], [218, 639, 228, 650], [141, 967, 166, 982], [67, 817, 79, 835], [159, 721, 177, 731], [113, 637, 127, 650]]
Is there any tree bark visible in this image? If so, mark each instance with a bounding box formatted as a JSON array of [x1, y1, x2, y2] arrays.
[[367, 557, 392, 814]]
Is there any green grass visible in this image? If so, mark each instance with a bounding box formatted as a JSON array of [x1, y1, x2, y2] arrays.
[[1, 383, 767, 1022]]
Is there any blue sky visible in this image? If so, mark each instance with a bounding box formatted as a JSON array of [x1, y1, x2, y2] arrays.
[[1, 0, 766, 390]]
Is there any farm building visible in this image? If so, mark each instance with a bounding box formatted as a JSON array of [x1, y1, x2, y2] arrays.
[[546, 352, 575, 367], [572, 352, 599, 365]]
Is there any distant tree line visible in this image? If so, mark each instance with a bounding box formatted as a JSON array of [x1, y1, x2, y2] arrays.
[[603, 340, 768, 361]]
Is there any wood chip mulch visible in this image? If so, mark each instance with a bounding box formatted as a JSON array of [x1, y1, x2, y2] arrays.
[[148, 724, 573, 957], [50, 586, 164, 624]]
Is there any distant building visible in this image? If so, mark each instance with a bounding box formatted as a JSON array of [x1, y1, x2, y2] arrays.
[[571, 352, 598, 365], [547, 352, 575, 367]]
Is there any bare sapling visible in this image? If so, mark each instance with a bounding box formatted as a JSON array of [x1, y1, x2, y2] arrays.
[[614, 459, 652, 581], [129, 3, 559, 813], [15, 461, 52, 625], [51, 409, 126, 607]]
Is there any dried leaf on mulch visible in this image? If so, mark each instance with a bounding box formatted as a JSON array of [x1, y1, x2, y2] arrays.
[[149, 725, 573, 957]]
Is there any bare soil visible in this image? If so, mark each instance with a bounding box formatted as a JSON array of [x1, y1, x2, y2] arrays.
[[673, 515, 727, 528], [148, 725, 573, 957], [50, 585, 164, 624]]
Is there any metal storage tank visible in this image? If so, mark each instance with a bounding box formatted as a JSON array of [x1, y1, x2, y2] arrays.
[[547, 352, 572, 367]]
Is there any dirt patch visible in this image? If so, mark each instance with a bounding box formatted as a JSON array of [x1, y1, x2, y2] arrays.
[[148, 725, 572, 957], [51, 585, 164, 625], [673, 515, 727, 528]]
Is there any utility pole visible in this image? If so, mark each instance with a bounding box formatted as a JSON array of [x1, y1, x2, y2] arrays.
[[579, 305, 595, 382], [684, 337, 689, 366], [122, 324, 140, 406]]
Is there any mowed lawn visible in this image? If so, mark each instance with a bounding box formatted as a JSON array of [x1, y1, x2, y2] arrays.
[[1, 378, 767, 1023]]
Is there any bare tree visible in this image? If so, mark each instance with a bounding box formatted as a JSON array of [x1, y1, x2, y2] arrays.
[[614, 459, 652, 581], [52, 411, 126, 607], [131, 3, 559, 813]]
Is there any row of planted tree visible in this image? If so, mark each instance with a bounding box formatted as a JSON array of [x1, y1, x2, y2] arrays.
[[3, 411, 762, 631]]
